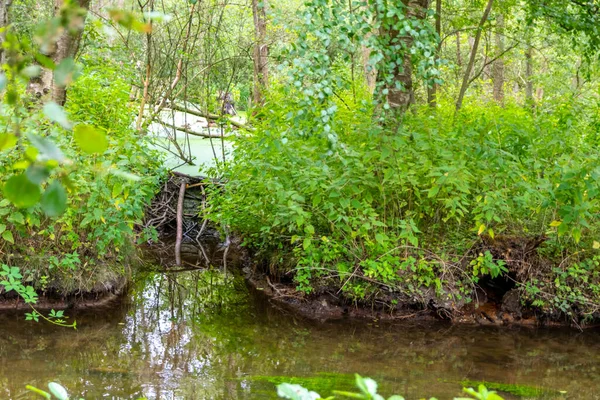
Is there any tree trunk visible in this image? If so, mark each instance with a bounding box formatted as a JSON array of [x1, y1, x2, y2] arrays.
[[427, 0, 441, 108], [456, 32, 462, 67], [362, 41, 377, 94], [455, 0, 494, 112], [0, 0, 9, 65], [492, 12, 505, 103], [525, 40, 534, 108], [50, 0, 92, 105], [383, 0, 429, 112], [251, 0, 268, 107]]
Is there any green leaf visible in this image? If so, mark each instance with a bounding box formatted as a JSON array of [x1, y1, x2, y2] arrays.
[[26, 165, 51, 184], [0, 133, 17, 151], [43, 102, 72, 130], [0, 224, 5, 234], [3, 174, 41, 208], [428, 185, 440, 198], [28, 133, 65, 162], [73, 124, 108, 154], [21, 65, 41, 78], [54, 57, 80, 87], [48, 382, 69, 400], [2, 230, 14, 244], [25, 385, 51, 399], [41, 181, 68, 217], [276, 383, 321, 400], [303, 237, 311, 250], [8, 212, 24, 225]]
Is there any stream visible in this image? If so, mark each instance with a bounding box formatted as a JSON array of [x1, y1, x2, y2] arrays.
[[1, 256, 600, 399]]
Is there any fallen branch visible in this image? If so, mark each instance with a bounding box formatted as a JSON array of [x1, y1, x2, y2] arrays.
[[169, 104, 255, 132], [161, 121, 234, 138]]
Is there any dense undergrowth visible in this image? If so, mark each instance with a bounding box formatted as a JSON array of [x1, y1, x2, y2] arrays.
[[0, 61, 165, 294], [206, 91, 600, 323]]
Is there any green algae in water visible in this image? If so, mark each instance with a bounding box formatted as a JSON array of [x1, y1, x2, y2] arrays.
[[246, 372, 357, 395], [460, 380, 563, 398]]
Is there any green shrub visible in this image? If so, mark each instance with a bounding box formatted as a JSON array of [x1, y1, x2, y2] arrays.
[[0, 64, 165, 294], [206, 90, 600, 320]]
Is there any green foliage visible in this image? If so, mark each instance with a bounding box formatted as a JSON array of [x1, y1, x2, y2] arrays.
[[207, 85, 600, 319], [277, 375, 503, 400], [0, 7, 165, 300]]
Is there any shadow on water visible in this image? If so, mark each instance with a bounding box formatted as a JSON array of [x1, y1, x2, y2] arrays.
[[1, 248, 600, 399]]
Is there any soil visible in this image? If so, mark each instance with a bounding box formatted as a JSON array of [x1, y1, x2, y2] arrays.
[[244, 269, 574, 328], [0, 276, 128, 311]]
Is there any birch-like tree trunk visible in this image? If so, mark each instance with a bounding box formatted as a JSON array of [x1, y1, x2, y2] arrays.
[[492, 12, 505, 103], [252, 0, 268, 107], [427, 0, 442, 107], [0, 0, 10, 65]]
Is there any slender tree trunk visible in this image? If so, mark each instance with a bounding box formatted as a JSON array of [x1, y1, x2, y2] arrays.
[[0, 0, 10, 65], [455, 0, 494, 112], [427, 0, 442, 108], [456, 32, 462, 67], [50, 0, 92, 106], [362, 42, 377, 93], [384, 0, 429, 112], [525, 40, 534, 108], [492, 12, 505, 103], [251, 0, 268, 107]]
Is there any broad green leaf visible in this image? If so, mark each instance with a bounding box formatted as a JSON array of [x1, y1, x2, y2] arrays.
[[28, 134, 65, 162], [2, 230, 14, 244], [48, 382, 69, 400], [303, 237, 311, 250], [43, 102, 72, 130], [0, 224, 5, 234], [3, 174, 41, 208], [21, 65, 41, 78], [428, 185, 440, 198], [8, 212, 24, 225], [41, 181, 67, 217], [276, 383, 321, 400], [54, 57, 80, 87], [73, 124, 108, 154], [0, 133, 17, 151], [26, 165, 51, 184]]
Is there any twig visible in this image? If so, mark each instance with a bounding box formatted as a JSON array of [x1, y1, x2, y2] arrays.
[[175, 182, 186, 266]]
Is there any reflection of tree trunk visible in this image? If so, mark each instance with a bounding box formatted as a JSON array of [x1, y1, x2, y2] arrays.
[[0, 0, 9, 65], [50, 0, 92, 105], [455, 0, 494, 111], [427, 0, 441, 107], [383, 0, 428, 112], [492, 13, 505, 103], [251, 0, 268, 107]]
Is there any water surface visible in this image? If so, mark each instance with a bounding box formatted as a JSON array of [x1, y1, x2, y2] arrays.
[[1, 266, 599, 399]]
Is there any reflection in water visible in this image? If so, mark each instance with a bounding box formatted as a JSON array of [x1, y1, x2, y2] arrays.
[[1, 267, 600, 399]]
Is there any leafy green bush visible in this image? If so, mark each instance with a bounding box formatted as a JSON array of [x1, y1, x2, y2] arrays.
[[206, 90, 600, 320], [0, 62, 165, 294]]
